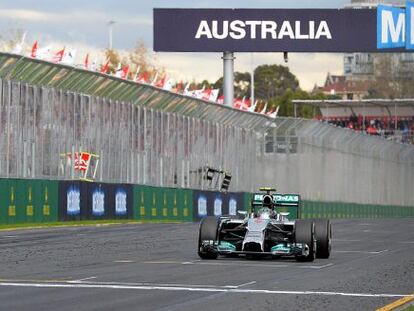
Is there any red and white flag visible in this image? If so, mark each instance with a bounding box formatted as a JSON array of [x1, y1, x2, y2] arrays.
[[100, 59, 110, 74], [133, 66, 141, 81], [62, 49, 76, 65], [83, 53, 89, 69], [209, 89, 220, 102], [155, 75, 166, 88], [201, 88, 212, 101], [163, 79, 174, 91], [217, 95, 224, 104], [11, 31, 26, 55], [183, 83, 191, 96], [137, 71, 149, 83], [248, 100, 259, 112], [30, 41, 38, 58], [151, 72, 159, 85], [52, 47, 65, 63], [115, 64, 129, 79], [260, 102, 268, 114]]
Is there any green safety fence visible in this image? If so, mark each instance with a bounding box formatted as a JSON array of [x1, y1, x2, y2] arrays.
[[301, 200, 414, 219], [0, 178, 58, 224], [133, 185, 193, 222]]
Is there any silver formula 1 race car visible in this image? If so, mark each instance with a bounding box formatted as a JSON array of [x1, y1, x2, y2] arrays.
[[197, 188, 331, 262]]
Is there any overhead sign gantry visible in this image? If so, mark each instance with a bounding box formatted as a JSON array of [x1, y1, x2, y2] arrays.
[[153, 3, 414, 106]]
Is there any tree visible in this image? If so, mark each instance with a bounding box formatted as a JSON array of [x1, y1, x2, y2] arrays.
[[254, 65, 299, 102], [365, 54, 414, 98], [129, 40, 151, 74], [104, 48, 121, 74], [213, 72, 251, 98]]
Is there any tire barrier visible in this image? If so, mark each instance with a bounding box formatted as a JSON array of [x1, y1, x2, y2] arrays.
[[192, 190, 245, 221], [0, 178, 58, 224]]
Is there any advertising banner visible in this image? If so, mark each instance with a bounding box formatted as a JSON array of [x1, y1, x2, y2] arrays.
[[192, 190, 244, 221]]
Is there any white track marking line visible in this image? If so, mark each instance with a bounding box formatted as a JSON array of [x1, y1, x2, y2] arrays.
[[73, 280, 240, 289], [332, 239, 362, 242], [235, 281, 256, 288], [68, 277, 97, 283], [334, 250, 388, 254], [0, 281, 412, 298], [145, 260, 333, 269], [398, 241, 414, 244], [298, 263, 334, 269], [2, 235, 18, 238], [113, 260, 136, 263]]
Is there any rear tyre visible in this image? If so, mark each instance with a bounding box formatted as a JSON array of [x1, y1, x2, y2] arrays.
[[294, 219, 315, 262], [313, 219, 331, 259], [198, 216, 219, 259]]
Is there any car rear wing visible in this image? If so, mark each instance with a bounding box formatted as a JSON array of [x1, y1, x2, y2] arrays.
[[251, 193, 300, 219], [252, 193, 300, 207]]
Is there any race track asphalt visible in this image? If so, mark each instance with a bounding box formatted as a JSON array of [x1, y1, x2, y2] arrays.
[[0, 218, 413, 311]]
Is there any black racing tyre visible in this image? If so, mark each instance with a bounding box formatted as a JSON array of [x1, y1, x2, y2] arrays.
[[294, 219, 315, 262], [313, 219, 331, 259], [198, 216, 219, 259]]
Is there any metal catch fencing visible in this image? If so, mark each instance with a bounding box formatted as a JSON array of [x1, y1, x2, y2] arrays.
[[0, 79, 256, 191], [260, 118, 414, 206], [1, 76, 414, 207]]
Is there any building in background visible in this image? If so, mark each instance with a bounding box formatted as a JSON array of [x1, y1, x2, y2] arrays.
[[343, 0, 414, 81]]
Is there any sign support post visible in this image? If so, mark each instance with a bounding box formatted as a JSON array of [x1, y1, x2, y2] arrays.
[[222, 51, 234, 107]]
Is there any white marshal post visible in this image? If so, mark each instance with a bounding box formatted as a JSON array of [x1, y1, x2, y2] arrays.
[[222, 51, 235, 107]]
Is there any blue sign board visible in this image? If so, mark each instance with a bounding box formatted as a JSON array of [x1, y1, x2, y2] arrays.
[[154, 2, 414, 52]]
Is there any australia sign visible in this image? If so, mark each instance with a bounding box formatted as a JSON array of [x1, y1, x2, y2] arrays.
[[154, 3, 414, 52]]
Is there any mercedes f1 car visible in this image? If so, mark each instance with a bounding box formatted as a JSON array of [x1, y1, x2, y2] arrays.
[[197, 188, 331, 262]]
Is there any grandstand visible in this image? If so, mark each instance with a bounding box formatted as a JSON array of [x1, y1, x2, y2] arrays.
[[0, 52, 413, 207], [293, 99, 414, 144]]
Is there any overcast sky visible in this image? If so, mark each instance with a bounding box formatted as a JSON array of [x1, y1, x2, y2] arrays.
[[0, 0, 350, 90]]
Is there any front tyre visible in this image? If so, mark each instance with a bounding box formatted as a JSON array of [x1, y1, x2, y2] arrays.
[[198, 216, 219, 259], [294, 219, 315, 262]]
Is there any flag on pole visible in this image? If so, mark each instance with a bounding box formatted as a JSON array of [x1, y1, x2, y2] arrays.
[[30, 41, 38, 58], [260, 102, 268, 114], [193, 86, 205, 99], [209, 89, 220, 102], [115, 64, 129, 79], [137, 71, 149, 83], [62, 49, 76, 65], [36, 46, 51, 60], [121, 65, 129, 79], [217, 95, 224, 104], [52, 47, 65, 63], [183, 83, 191, 96], [133, 66, 141, 81], [90, 58, 98, 71], [151, 72, 159, 85], [201, 88, 213, 101], [155, 75, 166, 88], [83, 53, 89, 69], [248, 100, 259, 112], [163, 79, 174, 91], [100, 59, 110, 74], [11, 32, 27, 55]]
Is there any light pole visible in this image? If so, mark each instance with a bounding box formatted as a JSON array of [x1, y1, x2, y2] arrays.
[[108, 20, 116, 50]]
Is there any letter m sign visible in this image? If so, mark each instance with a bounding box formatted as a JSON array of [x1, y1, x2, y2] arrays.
[[377, 1, 414, 50]]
